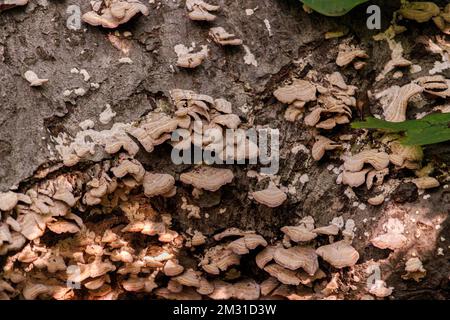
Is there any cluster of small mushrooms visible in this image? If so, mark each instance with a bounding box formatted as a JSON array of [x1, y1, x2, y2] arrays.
[[1, 169, 364, 300], [174, 0, 243, 68]]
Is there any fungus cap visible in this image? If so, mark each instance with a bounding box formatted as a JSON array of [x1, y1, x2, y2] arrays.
[[251, 183, 287, 208], [316, 240, 359, 268], [180, 166, 233, 192], [273, 246, 319, 275]]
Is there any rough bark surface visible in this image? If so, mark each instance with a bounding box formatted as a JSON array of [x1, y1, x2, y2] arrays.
[[0, 0, 449, 299]]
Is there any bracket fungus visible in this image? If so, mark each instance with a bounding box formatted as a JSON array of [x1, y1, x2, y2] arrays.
[[264, 264, 301, 286], [303, 72, 356, 129], [273, 80, 317, 122], [412, 176, 440, 190], [433, 4, 450, 34], [311, 136, 341, 161], [251, 183, 287, 208], [200, 246, 241, 275], [0, 192, 20, 212], [371, 218, 407, 250], [315, 241, 359, 268], [399, 2, 440, 23], [388, 140, 423, 169], [344, 150, 390, 172], [416, 75, 450, 98], [368, 194, 385, 206], [255, 245, 278, 269], [273, 246, 319, 276], [143, 173, 176, 197], [180, 166, 233, 192], [376, 82, 423, 122], [339, 150, 390, 189], [209, 27, 242, 46], [175, 44, 209, 68], [336, 43, 369, 69], [186, 0, 220, 21], [312, 224, 340, 236], [82, 0, 149, 29], [24, 71, 48, 87], [280, 225, 317, 243], [402, 257, 426, 282]]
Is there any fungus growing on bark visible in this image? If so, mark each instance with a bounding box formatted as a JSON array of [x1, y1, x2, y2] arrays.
[[311, 136, 340, 161], [186, 0, 219, 21], [47, 221, 80, 234], [312, 224, 340, 236], [255, 245, 277, 269], [273, 246, 319, 275], [371, 218, 407, 250], [316, 241, 359, 268], [303, 72, 356, 129], [175, 44, 209, 68], [143, 172, 176, 197], [263, 264, 300, 285], [180, 166, 233, 192], [188, 231, 205, 247], [274, 79, 317, 122], [402, 257, 426, 282], [24, 71, 48, 87], [344, 150, 390, 172], [82, 0, 149, 29], [412, 176, 440, 189], [433, 4, 450, 34], [416, 75, 450, 98], [340, 169, 370, 188], [0, 192, 19, 212], [280, 225, 317, 243], [200, 245, 241, 275], [336, 44, 368, 68], [388, 140, 423, 168], [209, 27, 242, 46], [129, 112, 177, 153], [376, 83, 424, 122], [368, 194, 385, 206], [251, 183, 287, 208], [399, 2, 440, 23], [227, 234, 267, 255]]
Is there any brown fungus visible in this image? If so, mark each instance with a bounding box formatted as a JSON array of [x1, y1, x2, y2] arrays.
[[273, 246, 319, 275], [209, 27, 242, 46], [186, 0, 220, 21], [82, 0, 149, 29], [316, 241, 359, 268], [251, 183, 287, 208], [180, 166, 233, 192]]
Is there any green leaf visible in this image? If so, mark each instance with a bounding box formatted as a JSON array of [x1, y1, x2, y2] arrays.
[[300, 0, 369, 16], [352, 113, 450, 146]]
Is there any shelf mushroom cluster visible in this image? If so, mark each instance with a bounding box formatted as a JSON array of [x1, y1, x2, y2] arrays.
[[254, 216, 360, 298]]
